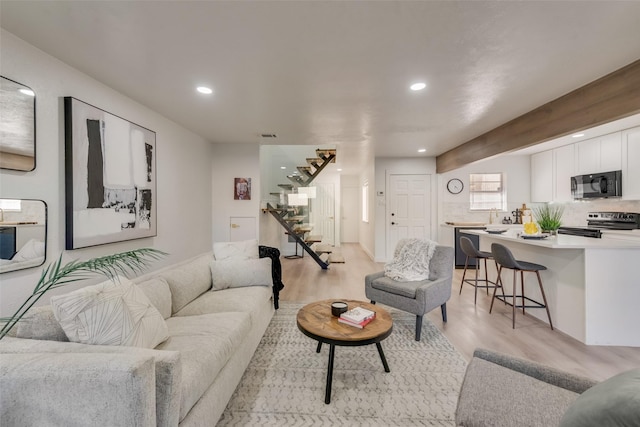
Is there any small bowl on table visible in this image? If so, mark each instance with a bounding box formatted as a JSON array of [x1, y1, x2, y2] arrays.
[[331, 301, 348, 317]]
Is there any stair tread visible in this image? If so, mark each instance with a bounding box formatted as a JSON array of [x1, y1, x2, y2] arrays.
[[313, 243, 333, 253], [305, 235, 323, 243]]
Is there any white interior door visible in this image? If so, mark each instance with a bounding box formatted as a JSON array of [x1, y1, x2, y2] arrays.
[[387, 174, 431, 259], [229, 216, 256, 241], [341, 186, 359, 242], [310, 183, 335, 245]]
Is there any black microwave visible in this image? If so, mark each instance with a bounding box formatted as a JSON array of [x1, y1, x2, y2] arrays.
[[571, 170, 622, 199]]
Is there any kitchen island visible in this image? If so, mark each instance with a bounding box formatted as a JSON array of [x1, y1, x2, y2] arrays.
[[464, 229, 640, 347]]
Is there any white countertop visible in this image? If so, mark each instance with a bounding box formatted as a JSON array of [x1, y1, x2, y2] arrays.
[[441, 223, 523, 229], [464, 229, 640, 249]]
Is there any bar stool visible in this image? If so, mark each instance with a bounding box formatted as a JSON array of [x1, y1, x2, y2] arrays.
[[489, 243, 553, 330], [458, 236, 500, 304]]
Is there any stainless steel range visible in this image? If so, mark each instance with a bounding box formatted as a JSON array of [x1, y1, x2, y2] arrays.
[[558, 212, 640, 238]]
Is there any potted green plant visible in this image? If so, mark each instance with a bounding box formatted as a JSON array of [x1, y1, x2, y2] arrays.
[[0, 248, 166, 340], [533, 204, 564, 234]]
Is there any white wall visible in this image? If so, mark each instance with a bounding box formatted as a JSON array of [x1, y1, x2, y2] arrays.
[[373, 157, 438, 262], [437, 155, 531, 228], [358, 161, 376, 260], [0, 30, 213, 316], [211, 143, 261, 243]]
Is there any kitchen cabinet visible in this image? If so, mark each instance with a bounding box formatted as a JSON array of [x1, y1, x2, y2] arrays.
[[553, 144, 574, 201], [622, 126, 640, 200], [531, 150, 553, 202], [574, 131, 622, 174], [530, 144, 574, 203]]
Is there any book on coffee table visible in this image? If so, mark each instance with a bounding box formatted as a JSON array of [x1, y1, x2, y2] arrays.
[[339, 306, 376, 328], [338, 313, 376, 329]]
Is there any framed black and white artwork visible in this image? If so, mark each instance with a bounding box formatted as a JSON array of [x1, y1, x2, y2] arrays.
[[64, 97, 156, 249]]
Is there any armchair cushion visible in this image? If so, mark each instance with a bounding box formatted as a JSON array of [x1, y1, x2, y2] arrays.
[[369, 275, 428, 299], [559, 369, 640, 427], [456, 357, 580, 426]]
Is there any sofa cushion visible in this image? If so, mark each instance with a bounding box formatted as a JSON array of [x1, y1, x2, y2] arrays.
[[15, 306, 69, 342], [456, 358, 579, 427], [559, 369, 640, 427], [157, 312, 252, 422], [137, 277, 172, 319], [158, 254, 213, 313], [50, 276, 169, 348], [0, 336, 181, 427], [210, 257, 272, 291], [213, 239, 259, 261], [174, 286, 272, 326]]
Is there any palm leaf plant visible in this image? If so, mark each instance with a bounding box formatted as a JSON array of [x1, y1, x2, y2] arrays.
[[0, 248, 166, 340], [533, 204, 564, 232]]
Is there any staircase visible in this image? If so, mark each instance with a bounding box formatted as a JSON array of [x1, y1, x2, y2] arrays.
[[265, 148, 336, 269]]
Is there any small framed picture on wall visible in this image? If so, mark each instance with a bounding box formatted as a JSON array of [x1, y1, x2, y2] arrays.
[[234, 177, 251, 200]]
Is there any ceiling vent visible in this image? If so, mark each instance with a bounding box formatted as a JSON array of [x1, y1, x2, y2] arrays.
[[260, 133, 277, 138]]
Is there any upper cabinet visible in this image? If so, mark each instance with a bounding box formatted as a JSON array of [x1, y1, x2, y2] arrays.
[[531, 127, 639, 202], [622, 126, 640, 200], [554, 144, 575, 202], [574, 132, 622, 175], [531, 150, 553, 202], [530, 144, 574, 203]]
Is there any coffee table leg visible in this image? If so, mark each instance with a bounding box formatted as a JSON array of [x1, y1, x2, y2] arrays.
[[325, 344, 335, 404], [316, 341, 322, 353], [376, 342, 390, 373]]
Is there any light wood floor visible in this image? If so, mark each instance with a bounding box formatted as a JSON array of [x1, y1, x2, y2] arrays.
[[279, 243, 640, 381]]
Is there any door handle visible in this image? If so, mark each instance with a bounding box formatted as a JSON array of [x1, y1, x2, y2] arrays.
[[231, 224, 239, 228], [391, 222, 396, 225]]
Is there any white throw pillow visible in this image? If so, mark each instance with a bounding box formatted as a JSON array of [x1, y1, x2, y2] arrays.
[[50, 276, 169, 348], [210, 257, 272, 290], [213, 239, 259, 261], [11, 238, 45, 262]]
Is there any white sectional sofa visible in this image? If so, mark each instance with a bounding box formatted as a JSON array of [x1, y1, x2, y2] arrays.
[[0, 246, 283, 426]]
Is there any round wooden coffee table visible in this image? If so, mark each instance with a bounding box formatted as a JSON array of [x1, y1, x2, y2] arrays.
[[296, 299, 393, 404]]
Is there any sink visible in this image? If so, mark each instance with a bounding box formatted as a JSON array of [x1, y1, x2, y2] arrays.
[[445, 222, 486, 226]]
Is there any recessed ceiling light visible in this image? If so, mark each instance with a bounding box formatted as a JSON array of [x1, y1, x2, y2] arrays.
[[418, 148, 426, 153], [19, 88, 35, 96], [280, 166, 286, 169], [337, 168, 342, 172], [410, 82, 426, 91], [572, 133, 585, 138], [196, 86, 213, 94]]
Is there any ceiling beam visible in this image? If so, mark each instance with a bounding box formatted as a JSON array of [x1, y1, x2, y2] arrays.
[[436, 59, 640, 173]]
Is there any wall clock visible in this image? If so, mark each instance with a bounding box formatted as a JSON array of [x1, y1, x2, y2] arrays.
[[446, 178, 464, 194]]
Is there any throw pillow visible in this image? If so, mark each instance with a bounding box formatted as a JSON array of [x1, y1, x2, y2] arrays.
[[11, 238, 45, 262], [50, 276, 169, 348], [213, 239, 259, 261], [210, 257, 272, 290], [559, 369, 640, 427]]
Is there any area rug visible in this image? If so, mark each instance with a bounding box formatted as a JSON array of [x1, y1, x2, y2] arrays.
[[217, 302, 467, 426]]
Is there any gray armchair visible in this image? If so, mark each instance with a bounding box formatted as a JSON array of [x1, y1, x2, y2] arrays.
[[456, 348, 598, 427], [365, 245, 454, 341]]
